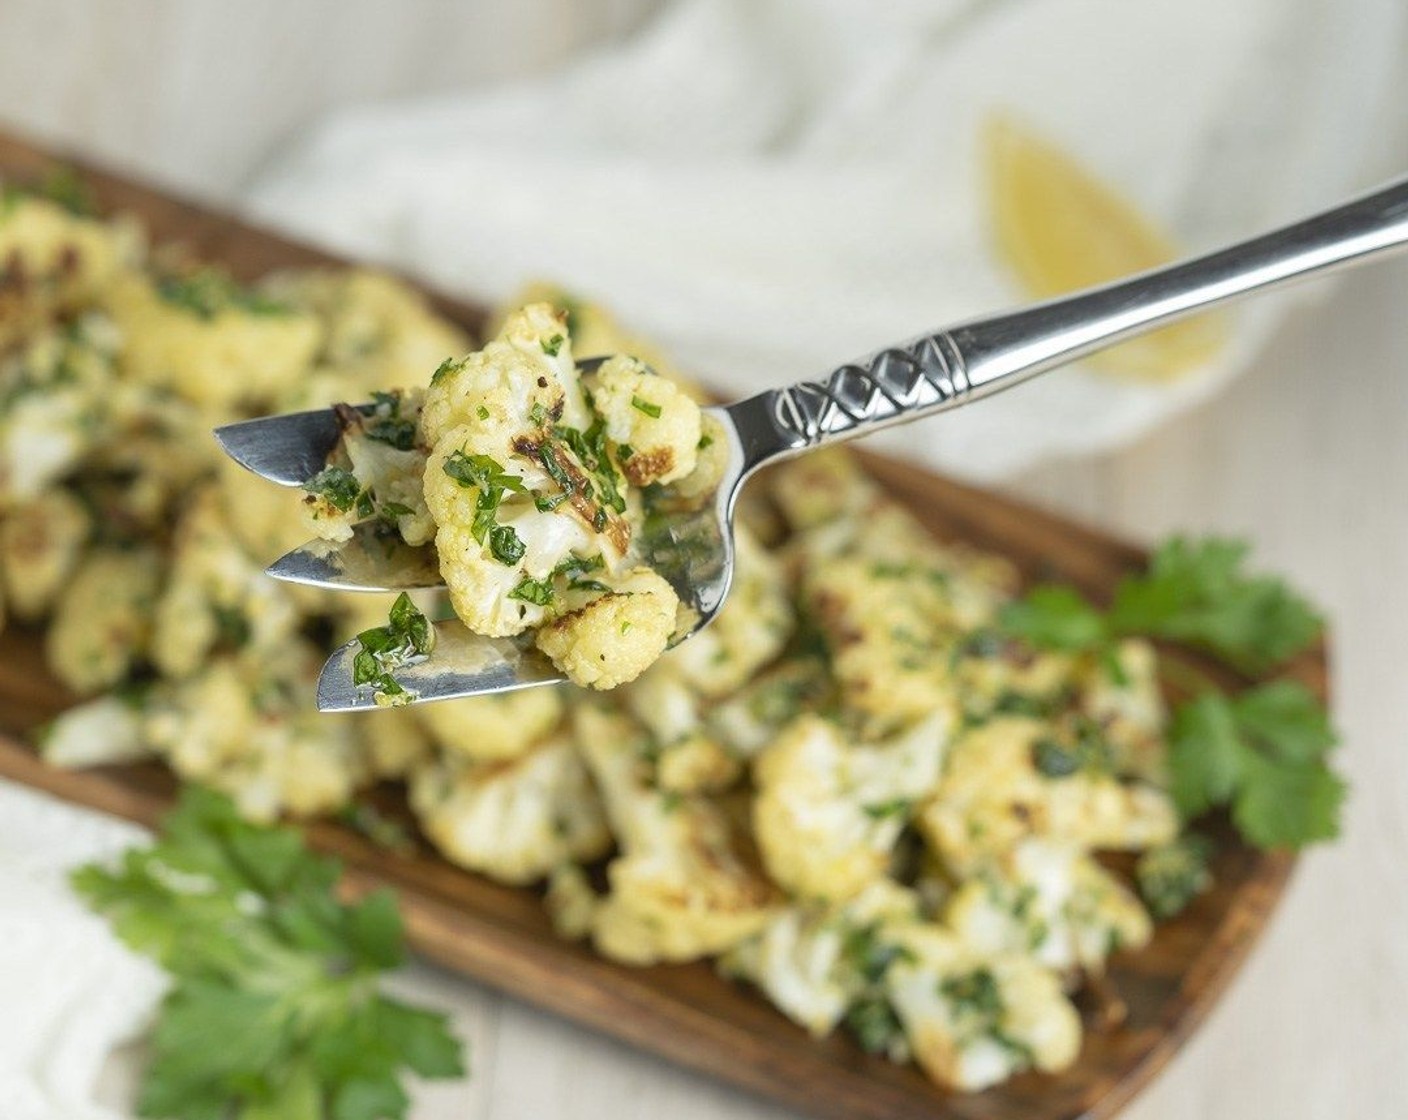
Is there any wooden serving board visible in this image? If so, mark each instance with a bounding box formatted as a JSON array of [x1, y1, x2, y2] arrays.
[[0, 131, 1320, 1120]]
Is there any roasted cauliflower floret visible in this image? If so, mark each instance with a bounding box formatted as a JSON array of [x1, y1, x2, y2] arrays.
[[496, 282, 703, 400], [142, 645, 367, 822], [884, 926, 1082, 1091], [576, 705, 781, 964], [919, 716, 1178, 874], [535, 566, 678, 689], [720, 880, 923, 1038], [0, 487, 90, 620], [414, 687, 565, 763], [420, 301, 588, 446], [0, 313, 119, 504], [263, 268, 471, 408], [708, 655, 835, 759], [584, 355, 700, 486], [0, 193, 134, 345], [301, 392, 434, 545], [753, 712, 950, 903], [45, 546, 161, 693], [104, 268, 320, 413], [40, 695, 151, 768], [1075, 638, 1170, 785], [150, 487, 301, 679], [620, 660, 742, 794], [946, 841, 1152, 974], [409, 733, 612, 884]]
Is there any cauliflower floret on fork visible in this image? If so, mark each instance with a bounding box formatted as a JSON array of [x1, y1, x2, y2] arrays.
[[294, 301, 710, 690]]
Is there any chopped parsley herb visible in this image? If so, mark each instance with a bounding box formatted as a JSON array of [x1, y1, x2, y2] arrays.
[[489, 524, 526, 565], [363, 391, 418, 450], [540, 334, 565, 357], [556, 553, 604, 580], [379, 501, 415, 520], [476, 404, 491, 421], [620, 620, 632, 635], [155, 268, 292, 321], [212, 606, 251, 649], [631, 395, 662, 418], [1031, 721, 1112, 779], [432, 357, 459, 385], [1137, 833, 1214, 919], [352, 593, 435, 705], [442, 451, 528, 564], [845, 996, 905, 1055], [617, 444, 634, 461], [698, 433, 713, 450], [940, 968, 1003, 1017], [842, 924, 915, 985], [861, 798, 912, 822], [303, 466, 364, 513], [529, 402, 548, 427], [553, 419, 627, 516], [508, 575, 556, 606]]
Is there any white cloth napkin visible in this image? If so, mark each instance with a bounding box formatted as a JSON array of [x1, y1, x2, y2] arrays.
[[0, 782, 163, 1120], [248, 0, 1402, 479]]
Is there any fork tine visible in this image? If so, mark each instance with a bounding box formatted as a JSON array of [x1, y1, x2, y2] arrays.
[[317, 621, 566, 711], [266, 526, 445, 592], [213, 407, 346, 486]]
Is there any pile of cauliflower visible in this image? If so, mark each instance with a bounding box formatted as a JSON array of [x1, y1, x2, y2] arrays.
[[0, 180, 1189, 1094]]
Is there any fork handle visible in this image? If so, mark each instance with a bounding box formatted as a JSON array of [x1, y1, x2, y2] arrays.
[[728, 173, 1408, 470]]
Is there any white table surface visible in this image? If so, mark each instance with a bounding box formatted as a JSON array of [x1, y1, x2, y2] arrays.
[[3, 3, 1405, 1117]]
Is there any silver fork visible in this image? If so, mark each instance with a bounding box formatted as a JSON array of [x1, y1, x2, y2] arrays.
[[217, 174, 1408, 711]]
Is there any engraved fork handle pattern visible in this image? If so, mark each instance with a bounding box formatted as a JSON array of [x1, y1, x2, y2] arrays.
[[732, 173, 1408, 466]]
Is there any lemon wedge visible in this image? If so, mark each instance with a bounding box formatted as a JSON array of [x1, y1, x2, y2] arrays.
[[985, 114, 1226, 380]]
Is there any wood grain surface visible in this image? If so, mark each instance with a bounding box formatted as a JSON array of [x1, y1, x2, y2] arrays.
[[0, 131, 1321, 1120]]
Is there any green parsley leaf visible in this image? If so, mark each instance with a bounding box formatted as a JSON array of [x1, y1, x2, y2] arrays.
[[998, 585, 1108, 652], [1108, 537, 1322, 673], [508, 575, 555, 606], [631, 394, 662, 418], [304, 467, 365, 514], [540, 334, 564, 357], [1169, 681, 1344, 848], [476, 404, 490, 421], [362, 393, 417, 451], [488, 524, 526, 565], [529, 402, 548, 427], [72, 788, 466, 1120], [352, 593, 435, 706], [431, 358, 459, 386]]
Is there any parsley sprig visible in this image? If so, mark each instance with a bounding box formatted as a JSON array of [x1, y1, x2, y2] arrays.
[[73, 788, 465, 1120], [1170, 681, 1344, 848], [998, 536, 1342, 850], [1000, 538, 1322, 675]]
